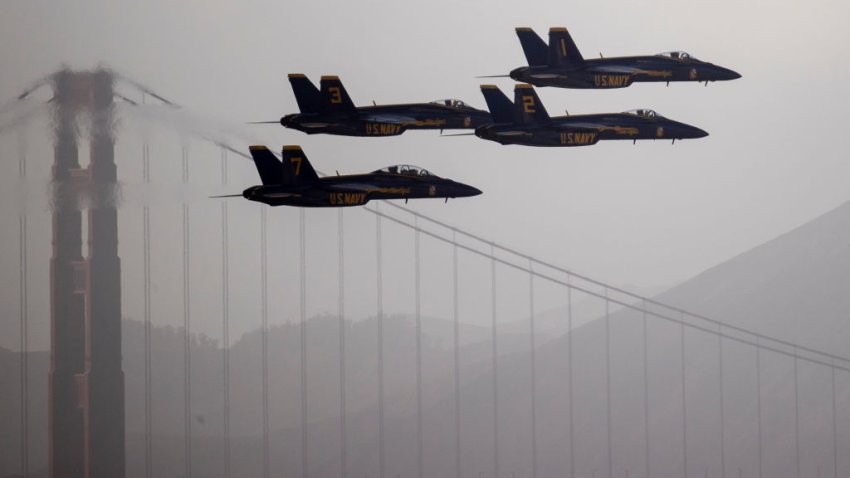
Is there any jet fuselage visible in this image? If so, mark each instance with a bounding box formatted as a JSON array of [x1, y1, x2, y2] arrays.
[[476, 111, 708, 147], [510, 55, 741, 89], [281, 102, 492, 137], [243, 171, 482, 207]]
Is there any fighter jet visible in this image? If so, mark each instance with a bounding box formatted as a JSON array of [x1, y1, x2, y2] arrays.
[[474, 84, 708, 146], [259, 74, 492, 136], [490, 27, 740, 88], [217, 145, 482, 207]]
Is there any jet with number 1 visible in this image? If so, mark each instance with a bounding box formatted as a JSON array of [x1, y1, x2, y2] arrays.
[[259, 74, 492, 137], [474, 84, 708, 147], [213, 145, 482, 207], [491, 27, 740, 89]]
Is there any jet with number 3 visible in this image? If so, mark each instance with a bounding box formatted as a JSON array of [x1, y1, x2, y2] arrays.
[[473, 84, 708, 147], [212, 146, 482, 207], [254, 75, 492, 137], [485, 27, 740, 89]]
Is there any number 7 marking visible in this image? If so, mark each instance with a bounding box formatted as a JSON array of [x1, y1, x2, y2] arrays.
[[290, 157, 303, 176]]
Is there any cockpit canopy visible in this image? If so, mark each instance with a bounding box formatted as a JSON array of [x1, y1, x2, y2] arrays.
[[656, 51, 697, 61], [374, 164, 437, 177], [623, 109, 663, 119], [431, 98, 469, 109]]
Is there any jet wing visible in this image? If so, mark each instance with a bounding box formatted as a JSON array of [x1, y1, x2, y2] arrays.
[[264, 192, 303, 199], [590, 65, 645, 74], [361, 113, 419, 125], [559, 121, 640, 136], [327, 182, 376, 192]]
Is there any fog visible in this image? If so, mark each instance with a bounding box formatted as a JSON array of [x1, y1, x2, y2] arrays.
[[1, 0, 850, 477]]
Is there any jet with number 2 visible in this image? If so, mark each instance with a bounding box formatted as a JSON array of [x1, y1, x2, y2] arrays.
[[474, 84, 708, 147], [213, 145, 482, 207], [260, 74, 492, 137], [491, 27, 740, 89]]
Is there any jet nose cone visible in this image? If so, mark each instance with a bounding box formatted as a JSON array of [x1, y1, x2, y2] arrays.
[[692, 127, 709, 138], [716, 66, 741, 80], [457, 183, 483, 197]]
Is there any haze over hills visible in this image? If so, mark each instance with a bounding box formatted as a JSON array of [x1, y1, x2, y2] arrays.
[[3, 201, 850, 478]]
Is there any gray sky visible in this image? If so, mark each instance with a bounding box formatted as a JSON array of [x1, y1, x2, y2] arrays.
[[2, 0, 850, 349]]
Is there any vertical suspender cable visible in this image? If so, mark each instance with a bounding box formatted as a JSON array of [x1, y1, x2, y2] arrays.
[[793, 346, 800, 478], [568, 279, 575, 478], [415, 219, 423, 478], [338, 209, 347, 478], [719, 324, 726, 478], [453, 233, 461, 478], [18, 134, 28, 478], [681, 312, 688, 478], [529, 261, 537, 478], [643, 301, 650, 478], [261, 208, 269, 478], [605, 289, 613, 478], [376, 206, 385, 478], [182, 144, 192, 478], [300, 209, 308, 478], [221, 167, 231, 478], [491, 245, 499, 478], [143, 141, 152, 478], [756, 337, 763, 478], [19, 215, 28, 477], [831, 360, 838, 478]]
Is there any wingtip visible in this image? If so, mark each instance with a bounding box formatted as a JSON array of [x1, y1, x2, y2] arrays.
[[288, 73, 307, 78], [282, 145, 303, 151], [249, 145, 269, 151]]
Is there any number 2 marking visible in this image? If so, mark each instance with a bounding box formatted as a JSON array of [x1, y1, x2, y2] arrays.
[[523, 96, 536, 113]]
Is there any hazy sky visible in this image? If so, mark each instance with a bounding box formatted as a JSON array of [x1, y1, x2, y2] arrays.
[[2, 0, 850, 349]]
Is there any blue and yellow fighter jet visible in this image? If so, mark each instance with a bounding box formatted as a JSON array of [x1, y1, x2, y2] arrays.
[[474, 84, 708, 146], [215, 146, 482, 207], [487, 27, 740, 88], [260, 74, 492, 137]]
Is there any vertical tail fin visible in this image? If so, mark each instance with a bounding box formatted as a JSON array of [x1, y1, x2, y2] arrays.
[[280, 145, 320, 185], [288, 74, 322, 114], [548, 27, 584, 66], [515, 27, 549, 67], [248, 146, 283, 185], [513, 84, 549, 124], [480, 85, 514, 124], [319, 76, 357, 113]]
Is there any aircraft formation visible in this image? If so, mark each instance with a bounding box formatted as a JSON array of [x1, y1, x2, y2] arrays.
[[229, 26, 739, 207]]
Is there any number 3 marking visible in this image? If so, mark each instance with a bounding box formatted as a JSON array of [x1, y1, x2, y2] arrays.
[[329, 87, 342, 104]]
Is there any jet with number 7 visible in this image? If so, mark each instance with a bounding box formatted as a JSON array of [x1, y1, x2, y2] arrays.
[[212, 146, 482, 207], [486, 27, 740, 88], [473, 84, 708, 146], [253, 74, 492, 137]]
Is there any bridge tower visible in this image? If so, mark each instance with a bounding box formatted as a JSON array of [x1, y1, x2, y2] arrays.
[[48, 68, 124, 478]]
